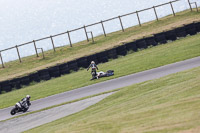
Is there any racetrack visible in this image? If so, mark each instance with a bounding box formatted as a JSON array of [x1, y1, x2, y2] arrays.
[[0, 56, 200, 122]]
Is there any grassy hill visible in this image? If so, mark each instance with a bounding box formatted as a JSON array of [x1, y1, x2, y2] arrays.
[[26, 65, 200, 133], [0, 9, 200, 81], [0, 32, 199, 109]]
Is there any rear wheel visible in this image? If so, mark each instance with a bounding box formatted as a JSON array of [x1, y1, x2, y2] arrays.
[[10, 108, 16, 115]]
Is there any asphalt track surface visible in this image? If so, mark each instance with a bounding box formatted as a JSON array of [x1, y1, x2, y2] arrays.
[[0, 56, 200, 122], [0, 92, 115, 133]]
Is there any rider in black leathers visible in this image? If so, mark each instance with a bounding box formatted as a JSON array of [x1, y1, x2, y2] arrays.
[[20, 95, 31, 110]]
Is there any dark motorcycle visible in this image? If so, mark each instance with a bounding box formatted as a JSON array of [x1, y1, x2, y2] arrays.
[[10, 101, 30, 115]]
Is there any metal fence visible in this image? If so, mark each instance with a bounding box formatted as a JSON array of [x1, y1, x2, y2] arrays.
[[0, 0, 199, 68]]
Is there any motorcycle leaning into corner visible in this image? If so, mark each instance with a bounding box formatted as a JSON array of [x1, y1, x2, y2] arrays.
[[10, 95, 31, 115]]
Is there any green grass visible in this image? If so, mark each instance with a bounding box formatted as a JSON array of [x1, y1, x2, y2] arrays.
[[0, 33, 200, 109], [0, 10, 200, 81], [25, 66, 200, 133]]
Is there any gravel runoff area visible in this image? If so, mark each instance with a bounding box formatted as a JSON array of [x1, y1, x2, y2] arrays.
[[0, 92, 115, 133], [0, 56, 200, 122]]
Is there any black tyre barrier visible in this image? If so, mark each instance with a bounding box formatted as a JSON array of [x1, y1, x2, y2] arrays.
[[10, 78, 21, 89], [145, 36, 157, 46], [154, 32, 167, 44], [195, 21, 200, 32], [29, 72, 40, 82], [86, 54, 98, 65], [164, 30, 177, 41], [184, 23, 197, 35], [175, 26, 187, 37], [96, 51, 108, 63], [77, 57, 88, 68], [124, 41, 138, 51], [0, 81, 12, 92], [0, 85, 1, 94], [136, 38, 148, 49], [48, 66, 61, 78], [68, 60, 79, 72], [116, 45, 127, 56], [19, 76, 30, 86], [58, 63, 70, 75], [106, 48, 118, 59], [38, 69, 51, 81]]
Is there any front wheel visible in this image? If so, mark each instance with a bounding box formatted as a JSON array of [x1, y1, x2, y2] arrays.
[[10, 108, 16, 115]]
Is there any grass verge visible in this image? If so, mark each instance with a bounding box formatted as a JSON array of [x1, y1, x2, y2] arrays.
[[0, 10, 200, 81], [26, 66, 200, 133], [0, 33, 199, 109]]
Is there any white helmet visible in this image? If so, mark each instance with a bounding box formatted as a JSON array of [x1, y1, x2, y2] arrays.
[[91, 61, 95, 64], [26, 95, 31, 99]]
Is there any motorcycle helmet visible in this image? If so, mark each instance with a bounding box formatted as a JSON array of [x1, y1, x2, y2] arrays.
[[26, 95, 31, 100], [91, 61, 95, 64]]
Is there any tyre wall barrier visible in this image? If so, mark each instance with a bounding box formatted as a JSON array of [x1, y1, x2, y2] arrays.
[[77, 57, 88, 68], [145, 36, 157, 46], [38, 69, 51, 81], [106, 48, 118, 59], [184, 23, 197, 36], [116, 45, 127, 56], [154, 32, 167, 44], [58, 63, 70, 75], [124, 41, 138, 52], [29, 72, 40, 82], [0, 85, 1, 94], [175, 26, 187, 37], [96, 51, 108, 63], [19, 76, 30, 86], [0, 82, 2, 94], [164, 30, 177, 41], [86, 54, 98, 65], [0, 81, 12, 92], [195, 21, 200, 32], [68, 60, 79, 72], [136, 38, 147, 49], [10, 78, 21, 89], [48, 66, 61, 78]]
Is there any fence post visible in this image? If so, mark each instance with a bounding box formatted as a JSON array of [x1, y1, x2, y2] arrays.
[[41, 48, 45, 59], [101, 21, 106, 37], [36, 48, 45, 59], [118, 16, 124, 32], [170, 2, 175, 16], [83, 25, 89, 42], [90, 32, 95, 43], [33, 40, 39, 57], [67, 31, 72, 47], [16, 45, 22, 63], [153, 6, 159, 21], [40, 48, 45, 59], [87, 31, 95, 43], [188, 0, 192, 11], [0, 52, 4, 68], [195, 2, 199, 12], [136, 11, 141, 26], [50, 36, 56, 52]]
